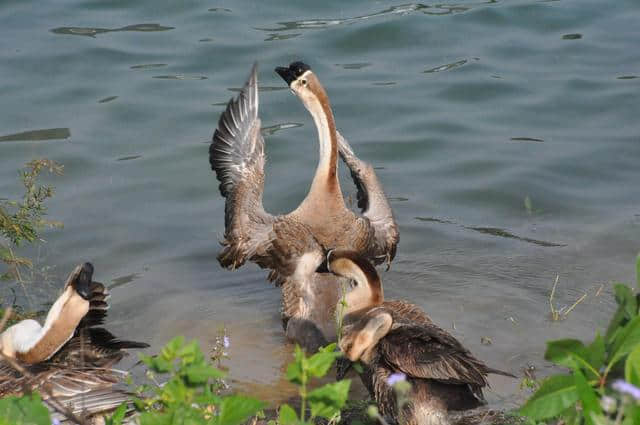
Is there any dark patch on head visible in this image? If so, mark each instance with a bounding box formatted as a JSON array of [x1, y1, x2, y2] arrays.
[[275, 61, 311, 86]]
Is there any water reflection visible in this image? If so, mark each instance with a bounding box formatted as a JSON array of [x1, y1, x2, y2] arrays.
[[0, 128, 70, 142], [51, 23, 174, 38], [562, 33, 582, 40]]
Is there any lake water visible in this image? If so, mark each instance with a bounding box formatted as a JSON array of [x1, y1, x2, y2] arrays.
[[1, 0, 639, 409]]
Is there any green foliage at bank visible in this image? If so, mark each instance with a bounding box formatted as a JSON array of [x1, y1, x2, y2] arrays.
[[520, 255, 640, 425]]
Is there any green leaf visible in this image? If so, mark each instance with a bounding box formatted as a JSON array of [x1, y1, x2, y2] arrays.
[[545, 339, 600, 379], [625, 344, 640, 386], [608, 316, 640, 369], [216, 395, 265, 425], [105, 403, 128, 425], [161, 336, 185, 360], [636, 253, 640, 289], [308, 380, 351, 419], [588, 332, 606, 371], [519, 374, 579, 420], [183, 364, 226, 384], [573, 369, 601, 425], [277, 404, 299, 425], [307, 349, 340, 378], [0, 393, 51, 425], [606, 284, 637, 342], [286, 360, 303, 385]]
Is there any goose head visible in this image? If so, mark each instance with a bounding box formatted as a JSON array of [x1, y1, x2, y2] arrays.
[[0, 263, 93, 362], [325, 250, 384, 315], [275, 61, 332, 116], [339, 308, 392, 363]]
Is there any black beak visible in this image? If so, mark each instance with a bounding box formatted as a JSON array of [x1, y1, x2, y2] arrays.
[[275, 66, 296, 86], [74, 262, 94, 300]]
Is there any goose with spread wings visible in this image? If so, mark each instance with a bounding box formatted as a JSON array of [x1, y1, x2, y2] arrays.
[[209, 62, 398, 274], [208, 62, 399, 350]]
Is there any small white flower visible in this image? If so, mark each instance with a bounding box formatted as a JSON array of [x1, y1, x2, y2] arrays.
[[600, 395, 617, 413], [223, 335, 230, 349]]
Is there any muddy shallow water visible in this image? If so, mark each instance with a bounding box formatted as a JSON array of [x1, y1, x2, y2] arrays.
[[1, 0, 639, 409]]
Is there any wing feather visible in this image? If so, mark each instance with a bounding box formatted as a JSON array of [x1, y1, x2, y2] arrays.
[[337, 132, 399, 264], [209, 63, 277, 269]]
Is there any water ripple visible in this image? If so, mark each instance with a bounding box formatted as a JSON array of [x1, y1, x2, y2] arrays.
[[117, 155, 142, 162], [153, 75, 208, 80], [261, 122, 303, 136], [336, 62, 372, 70], [256, 2, 494, 33], [510, 137, 544, 143], [424, 59, 468, 73], [98, 96, 118, 103], [51, 23, 174, 38], [415, 216, 566, 247], [130, 63, 168, 70], [0, 128, 70, 142]]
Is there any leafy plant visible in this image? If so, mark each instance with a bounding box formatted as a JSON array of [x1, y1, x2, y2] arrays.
[[132, 336, 264, 425], [272, 343, 351, 425], [520, 254, 640, 425], [0, 393, 50, 425], [0, 159, 63, 285]]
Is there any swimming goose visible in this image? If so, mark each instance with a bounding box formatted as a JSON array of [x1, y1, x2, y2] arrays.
[[0, 263, 148, 420], [209, 62, 398, 273], [208, 63, 398, 351], [326, 251, 515, 425]]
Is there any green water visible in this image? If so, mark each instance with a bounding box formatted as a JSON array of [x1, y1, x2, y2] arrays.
[[1, 0, 639, 407]]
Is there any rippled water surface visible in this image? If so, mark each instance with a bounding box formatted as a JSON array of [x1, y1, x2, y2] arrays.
[[1, 0, 639, 408]]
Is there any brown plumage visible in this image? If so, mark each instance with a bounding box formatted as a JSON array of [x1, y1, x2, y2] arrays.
[[0, 263, 148, 421], [208, 62, 399, 350], [329, 252, 515, 425]]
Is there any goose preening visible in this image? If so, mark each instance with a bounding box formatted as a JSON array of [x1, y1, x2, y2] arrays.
[[0, 263, 148, 421], [326, 251, 515, 425], [208, 62, 398, 350]]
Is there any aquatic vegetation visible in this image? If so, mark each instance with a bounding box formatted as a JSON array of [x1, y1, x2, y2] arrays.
[[519, 255, 640, 425]]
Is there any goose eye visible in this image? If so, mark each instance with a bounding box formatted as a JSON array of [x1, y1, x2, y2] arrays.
[[301, 79, 307, 86]]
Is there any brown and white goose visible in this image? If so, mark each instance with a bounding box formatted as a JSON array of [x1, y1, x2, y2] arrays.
[[326, 251, 515, 425], [210, 62, 398, 272], [208, 62, 398, 351], [0, 263, 148, 421]]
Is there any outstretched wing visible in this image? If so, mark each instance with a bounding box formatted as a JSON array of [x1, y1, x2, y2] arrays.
[[209, 63, 276, 269], [337, 131, 399, 265]]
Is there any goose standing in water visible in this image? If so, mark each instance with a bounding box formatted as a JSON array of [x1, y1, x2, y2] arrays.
[[0, 263, 148, 421], [325, 251, 515, 425], [208, 63, 398, 350]]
